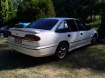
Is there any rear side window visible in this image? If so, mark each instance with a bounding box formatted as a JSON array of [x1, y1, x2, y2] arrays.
[[56, 21, 70, 32], [66, 20, 78, 31], [27, 19, 58, 30]]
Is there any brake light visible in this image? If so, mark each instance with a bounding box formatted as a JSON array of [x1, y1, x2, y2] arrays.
[[23, 34, 40, 41]]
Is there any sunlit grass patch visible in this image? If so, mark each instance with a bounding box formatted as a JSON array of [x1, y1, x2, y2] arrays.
[[0, 38, 8, 48]]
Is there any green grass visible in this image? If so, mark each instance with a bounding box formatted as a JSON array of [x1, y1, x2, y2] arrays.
[[0, 38, 105, 78]]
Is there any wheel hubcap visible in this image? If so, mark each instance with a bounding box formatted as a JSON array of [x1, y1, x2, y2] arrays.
[[92, 37, 97, 44], [58, 47, 67, 59]]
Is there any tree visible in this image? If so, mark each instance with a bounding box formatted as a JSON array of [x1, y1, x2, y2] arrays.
[[52, 0, 67, 17], [52, 0, 97, 22], [0, 0, 20, 26], [97, 2, 105, 39], [7, 0, 22, 21], [17, 0, 56, 22], [0, 0, 9, 26]]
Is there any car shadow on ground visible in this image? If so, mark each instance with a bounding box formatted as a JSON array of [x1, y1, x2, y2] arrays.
[[0, 43, 105, 73], [0, 49, 56, 70]]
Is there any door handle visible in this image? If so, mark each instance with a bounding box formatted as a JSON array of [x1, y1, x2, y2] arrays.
[[68, 34, 71, 37], [80, 33, 83, 35]]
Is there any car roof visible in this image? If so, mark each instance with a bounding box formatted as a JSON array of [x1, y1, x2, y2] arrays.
[[43, 17, 79, 21]]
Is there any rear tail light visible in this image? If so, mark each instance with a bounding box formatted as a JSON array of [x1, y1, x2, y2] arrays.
[[23, 34, 40, 41]]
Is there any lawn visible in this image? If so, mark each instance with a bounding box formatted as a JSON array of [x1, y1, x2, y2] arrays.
[[0, 38, 105, 78]]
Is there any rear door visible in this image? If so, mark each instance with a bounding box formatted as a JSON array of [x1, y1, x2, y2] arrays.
[[75, 20, 91, 45]]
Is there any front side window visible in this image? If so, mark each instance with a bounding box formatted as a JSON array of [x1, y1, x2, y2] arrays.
[[27, 19, 58, 30]]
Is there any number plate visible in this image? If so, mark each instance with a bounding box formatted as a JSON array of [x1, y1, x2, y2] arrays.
[[15, 38, 22, 44]]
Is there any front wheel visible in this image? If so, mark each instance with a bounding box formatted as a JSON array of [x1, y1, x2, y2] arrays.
[[91, 34, 98, 44], [55, 43, 69, 59]]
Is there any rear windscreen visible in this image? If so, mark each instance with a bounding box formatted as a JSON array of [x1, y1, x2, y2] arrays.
[[27, 19, 58, 30]]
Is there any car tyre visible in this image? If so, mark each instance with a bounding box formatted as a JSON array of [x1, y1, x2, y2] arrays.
[[55, 42, 69, 60], [91, 34, 98, 44]]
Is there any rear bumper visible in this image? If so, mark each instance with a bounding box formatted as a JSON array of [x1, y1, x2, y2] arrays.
[[8, 42, 57, 57]]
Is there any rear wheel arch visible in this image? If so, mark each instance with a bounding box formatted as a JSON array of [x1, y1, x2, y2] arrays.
[[91, 33, 98, 44], [58, 41, 69, 48], [93, 33, 98, 37], [54, 40, 69, 59], [92, 33, 98, 40]]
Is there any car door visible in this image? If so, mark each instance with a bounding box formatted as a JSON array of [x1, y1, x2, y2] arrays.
[[75, 20, 91, 45], [65, 20, 82, 50], [55, 21, 71, 44]]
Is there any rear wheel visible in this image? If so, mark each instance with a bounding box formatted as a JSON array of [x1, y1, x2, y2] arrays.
[[55, 43, 69, 59]]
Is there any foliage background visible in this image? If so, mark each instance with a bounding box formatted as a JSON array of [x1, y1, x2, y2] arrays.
[[0, 0, 105, 39]]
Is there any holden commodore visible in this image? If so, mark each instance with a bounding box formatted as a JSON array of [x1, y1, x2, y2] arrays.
[[8, 18, 98, 59]]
